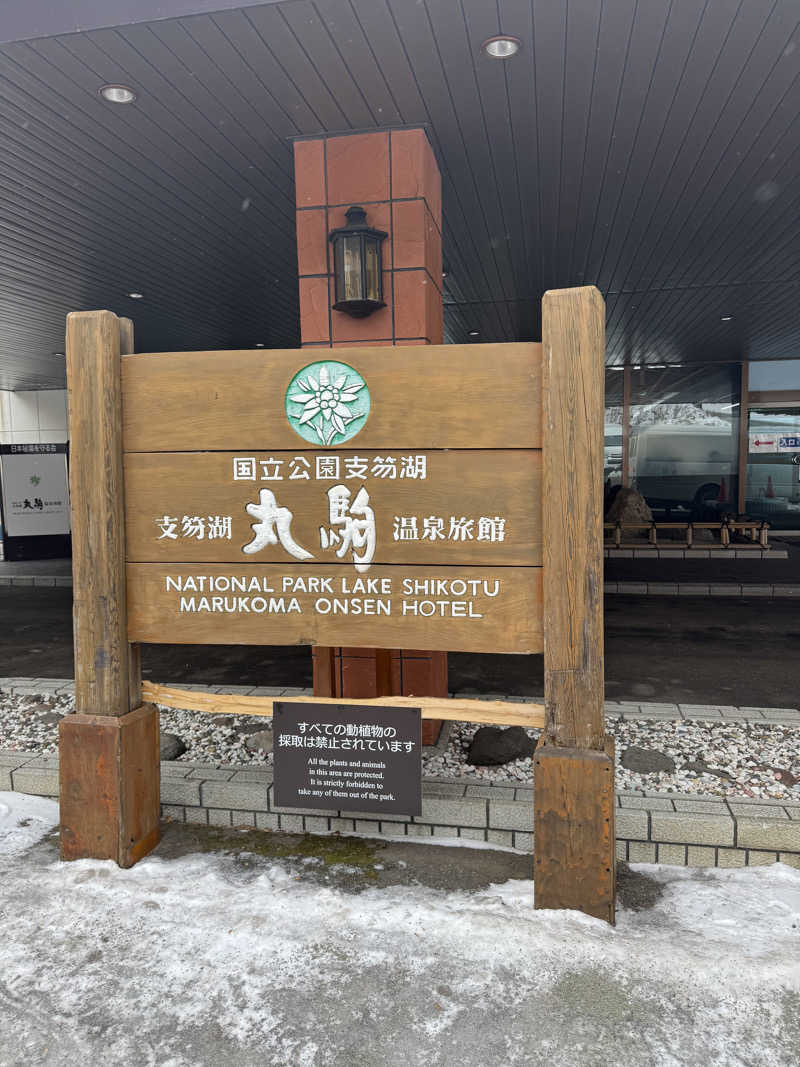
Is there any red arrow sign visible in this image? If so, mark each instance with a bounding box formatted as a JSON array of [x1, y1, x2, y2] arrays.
[[754, 439, 775, 447]]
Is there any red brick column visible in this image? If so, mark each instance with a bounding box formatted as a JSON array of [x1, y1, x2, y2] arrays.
[[293, 128, 446, 739]]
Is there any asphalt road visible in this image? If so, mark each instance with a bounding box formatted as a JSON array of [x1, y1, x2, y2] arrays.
[[1, 587, 798, 707]]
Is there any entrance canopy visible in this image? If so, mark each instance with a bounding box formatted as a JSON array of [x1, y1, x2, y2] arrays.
[[1, 0, 799, 388]]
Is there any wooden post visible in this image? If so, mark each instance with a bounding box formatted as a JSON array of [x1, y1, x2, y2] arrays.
[[59, 311, 160, 867], [535, 286, 615, 923]]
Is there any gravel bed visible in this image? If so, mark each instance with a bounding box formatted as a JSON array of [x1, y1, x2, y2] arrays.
[[1, 689, 799, 801]]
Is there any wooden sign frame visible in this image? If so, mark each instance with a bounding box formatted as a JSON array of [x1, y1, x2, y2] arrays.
[[58, 286, 615, 923]]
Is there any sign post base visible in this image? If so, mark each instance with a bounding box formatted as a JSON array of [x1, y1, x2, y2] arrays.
[[59, 704, 161, 867], [533, 739, 616, 923]]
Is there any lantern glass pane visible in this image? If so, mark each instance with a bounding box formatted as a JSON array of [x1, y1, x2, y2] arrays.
[[340, 235, 363, 302], [364, 238, 381, 302]]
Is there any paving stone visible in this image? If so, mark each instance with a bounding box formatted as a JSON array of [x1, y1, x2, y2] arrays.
[[160, 763, 194, 778], [686, 846, 716, 867], [184, 806, 208, 825], [618, 794, 674, 810], [207, 809, 232, 827], [161, 805, 185, 821], [329, 817, 355, 833], [229, 769, 273, 783], [231, 811, 256, 827], [651, 810, 734, 847], [186, 768, 235, 781], [637, 703, 680, 715], [736, 818, 800, 851], [255, 812, 280, 831], [305, 816, 331, 833], [716, 849, 747, 868], [772, 586, 800, 597], [464, 784, 516, 799], [270, 802, 334, 817], [513, 831, 533, 852], [406, 824, 432, 837], [458, 827, 487, 842], [746, 850, 778, 866], [354, 819, 381, 836], [279, 814, 304, 832], [615, 840, 628, 861], [344, 808, 405, 823], [486, 829, 512, 847], [760, 712, 800, 722], [679, 704, 738, 716], [678, 584, 710, 595], [739, 585, 773, 597], [200, 780, 270, 811], [421, 782, 466, 797], [656, 843, 686, 866], [738, 706, 798, 716], [161, 778, 201, 806], [728, 803, 787, 819], [488, 799, 532, 832], [615, 809, 649, 840], [0, 751, 34, 767], [11, 767, 59, 796], [710, 585, 743, 596], [419, 796, 487, 829], [673, 799, 729, 814], [432, 826, 459, 838], [628, 842, 657, 863], [779, 853, 800, 869]]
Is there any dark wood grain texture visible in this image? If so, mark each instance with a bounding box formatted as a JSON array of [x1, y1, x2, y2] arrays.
[[121, 343, 542, 452], [541, 287, 605, 750], [67, 310, 132, 717]]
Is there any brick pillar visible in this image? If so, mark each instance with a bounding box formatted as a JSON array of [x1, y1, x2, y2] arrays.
[[294, 128, 446, 739]]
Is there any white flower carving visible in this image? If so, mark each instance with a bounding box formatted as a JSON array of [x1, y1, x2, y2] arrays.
[[288, 364, 365, 446]]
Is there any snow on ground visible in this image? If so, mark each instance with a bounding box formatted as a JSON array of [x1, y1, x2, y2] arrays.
[[2, 688, 799, 801], [1, 793, 799, 1066]]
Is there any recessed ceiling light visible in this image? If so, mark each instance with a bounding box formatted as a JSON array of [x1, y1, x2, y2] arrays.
[[127, 292, 143, 299], [721, 315, 732, 322], [99, 84, 137, 104], [468, 330, 480, 337], [482, 35, 521, 59], [255, 343, 265, 348], [53, 352, 64, 358]]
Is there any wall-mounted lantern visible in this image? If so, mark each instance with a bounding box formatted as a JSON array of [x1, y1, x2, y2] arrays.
[[329, 206, 387, 318]]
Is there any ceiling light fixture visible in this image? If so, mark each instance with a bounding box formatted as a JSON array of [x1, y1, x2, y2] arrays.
[[255, 343, 265, 348], [482, 35, 521, 59], [127, 292, 143, 299], [721, 315, 732, 322], [99, 84, 137, 104], [468, 330, 480, 337]]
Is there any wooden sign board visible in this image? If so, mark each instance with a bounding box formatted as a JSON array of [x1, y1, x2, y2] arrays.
[[61, 288, 615, 924], [121, 345, 543, 654]]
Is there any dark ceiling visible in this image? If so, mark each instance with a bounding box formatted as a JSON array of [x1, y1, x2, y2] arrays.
[[1, 0, 799, 389]]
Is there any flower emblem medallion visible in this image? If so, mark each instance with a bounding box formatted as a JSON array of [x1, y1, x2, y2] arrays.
[[285, 360, 370, 447]]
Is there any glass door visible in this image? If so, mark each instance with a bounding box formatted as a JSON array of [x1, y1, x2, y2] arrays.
[[745, 406, 800, 529]]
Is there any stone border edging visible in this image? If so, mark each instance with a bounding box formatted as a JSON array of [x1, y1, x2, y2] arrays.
[[2, 750, 798, 870], [605, 580, 800, 597]]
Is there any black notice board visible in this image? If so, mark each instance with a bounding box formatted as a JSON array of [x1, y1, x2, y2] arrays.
[[273, 702, 422, 817]]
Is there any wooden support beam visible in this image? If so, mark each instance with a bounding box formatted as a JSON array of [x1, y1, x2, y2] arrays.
[[60, 311, 159, 866], [538, 286, 615, 923], [621, 363, 631, 488], [141, 682, 545, 729], [541, 286, 605, 751]]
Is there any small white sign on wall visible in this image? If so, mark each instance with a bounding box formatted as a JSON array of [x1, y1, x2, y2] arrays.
[[0, 444, 70, 537]]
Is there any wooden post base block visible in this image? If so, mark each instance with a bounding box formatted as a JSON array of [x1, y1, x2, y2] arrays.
[[533, 742, 616, 923], [59, 704, 161, 867]]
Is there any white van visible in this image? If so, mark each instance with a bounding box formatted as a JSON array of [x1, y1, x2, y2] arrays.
[[629, 424, 735, 508]]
